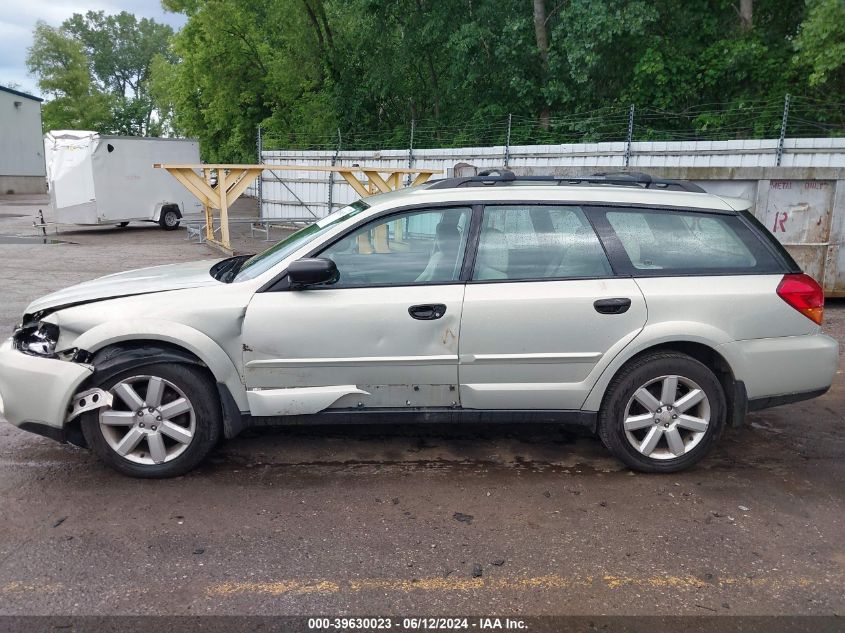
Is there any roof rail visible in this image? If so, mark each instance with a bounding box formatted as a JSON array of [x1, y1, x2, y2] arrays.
[[428, 169, 706, 193]]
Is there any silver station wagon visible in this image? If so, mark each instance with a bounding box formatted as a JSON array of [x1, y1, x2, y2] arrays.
[[0, 171, 837, 477]]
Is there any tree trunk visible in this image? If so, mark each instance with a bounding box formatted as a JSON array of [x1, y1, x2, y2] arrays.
[[426, 54, 441, 121], [302, 0, 325, 55], [739, 0, 753, 30], [532, 0, 551, 130], [302, 0, 328, 87], [313, 0, 335, 52]]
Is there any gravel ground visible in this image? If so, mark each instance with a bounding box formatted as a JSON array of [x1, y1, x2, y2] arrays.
[[0, 194, 842, 617]]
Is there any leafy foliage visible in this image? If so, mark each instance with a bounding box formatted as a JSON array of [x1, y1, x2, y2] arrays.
[[27, 12, 174, 135], [794, 0, 845, 90], [31, 1, 845, 155]]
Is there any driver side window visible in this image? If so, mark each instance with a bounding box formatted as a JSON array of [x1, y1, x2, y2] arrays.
[[319, 207, 472, 287]]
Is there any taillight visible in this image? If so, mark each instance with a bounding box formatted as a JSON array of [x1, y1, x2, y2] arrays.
[[777, 273, 824, 325]]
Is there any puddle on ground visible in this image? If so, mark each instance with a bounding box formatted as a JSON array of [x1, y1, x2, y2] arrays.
[[0, 234, 75, 245]]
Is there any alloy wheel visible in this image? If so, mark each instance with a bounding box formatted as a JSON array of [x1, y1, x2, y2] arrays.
[[622, 374, 711, 460], [98, 375, 196, 465]]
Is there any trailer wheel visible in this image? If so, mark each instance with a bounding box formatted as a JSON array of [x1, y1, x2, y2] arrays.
[[159, 205, 181, 231]]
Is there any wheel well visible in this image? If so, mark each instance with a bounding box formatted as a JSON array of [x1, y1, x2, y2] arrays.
[[65, 340, 218, 448], [89, 340, 210, 375], [159, 203, 182, 220], [611, 341, 745, 427]]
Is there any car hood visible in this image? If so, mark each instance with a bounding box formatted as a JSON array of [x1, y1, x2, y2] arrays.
[[26, 259, 223, 316]]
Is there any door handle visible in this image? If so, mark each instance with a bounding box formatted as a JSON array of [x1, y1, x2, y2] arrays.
[[594, 297, 632, 314], [408, 304, 447, 320]]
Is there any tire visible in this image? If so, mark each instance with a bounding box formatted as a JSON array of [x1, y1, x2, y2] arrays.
[[117, 222, 129, 228], [159, 206, 180, 231], [80, 363, 222, 478], [597, 351, 725, 473]]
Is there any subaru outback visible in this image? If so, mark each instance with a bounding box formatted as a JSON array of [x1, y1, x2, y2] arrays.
[[0, 171, 836, 477]]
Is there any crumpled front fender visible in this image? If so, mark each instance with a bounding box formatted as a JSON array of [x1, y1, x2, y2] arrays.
[[71, 319, 248, 411]]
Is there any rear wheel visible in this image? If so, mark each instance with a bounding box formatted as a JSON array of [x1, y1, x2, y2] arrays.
[[81, 363, 221, 478], [597, 352, 725, 473], [159, 206, 180, 231]]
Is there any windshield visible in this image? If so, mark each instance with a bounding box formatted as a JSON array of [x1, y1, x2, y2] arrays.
[[233, 200, 371, 281]]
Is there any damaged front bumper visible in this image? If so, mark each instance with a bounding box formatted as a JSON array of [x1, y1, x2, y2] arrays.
[[0, 337, 94, 437]]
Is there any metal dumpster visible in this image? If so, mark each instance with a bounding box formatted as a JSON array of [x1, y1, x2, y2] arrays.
[[759, 179, 842, 296], [702, 174, 845, 297]]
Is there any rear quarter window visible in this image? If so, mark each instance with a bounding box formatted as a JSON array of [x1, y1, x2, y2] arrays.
[[596, 207, 784, 275]]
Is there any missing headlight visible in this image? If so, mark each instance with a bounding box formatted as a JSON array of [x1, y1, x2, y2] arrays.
[[13, 322, 60, 357]]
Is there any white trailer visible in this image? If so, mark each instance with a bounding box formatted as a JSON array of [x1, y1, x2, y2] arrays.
[[44, 131, 203, 230]]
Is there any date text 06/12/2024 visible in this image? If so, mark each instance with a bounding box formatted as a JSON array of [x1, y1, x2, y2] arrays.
[[307, 617, 528, 630]]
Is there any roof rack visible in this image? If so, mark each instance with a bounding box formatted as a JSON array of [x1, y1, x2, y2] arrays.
[[427, 169, 706, 193]]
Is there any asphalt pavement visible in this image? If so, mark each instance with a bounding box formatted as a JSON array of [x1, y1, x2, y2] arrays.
[[0, 194, 842, 617]]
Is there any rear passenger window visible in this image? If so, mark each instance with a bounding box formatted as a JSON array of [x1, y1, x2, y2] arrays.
[[473, 205, 612, 280], [604, 208, 779, 273]]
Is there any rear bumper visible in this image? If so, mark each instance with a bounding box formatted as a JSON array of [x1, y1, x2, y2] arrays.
[[0, 338, 93, 430], [747, 386, 830, 412], [718, 333, 838, 401]]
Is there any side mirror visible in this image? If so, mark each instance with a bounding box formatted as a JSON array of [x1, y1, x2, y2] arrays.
[[287, 257, 339, 288]]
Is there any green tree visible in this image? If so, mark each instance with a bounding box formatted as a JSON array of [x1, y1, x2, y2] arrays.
[[64, 11, 176, 135], [26, 21, 115, 132], [154, 0, 845, 160], [26, 12, 174, 135], [794, 0, 845, 89], [155, 0, 336, 161]]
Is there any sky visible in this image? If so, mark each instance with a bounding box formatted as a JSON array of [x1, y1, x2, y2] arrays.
[[0, 0, 186, 97]]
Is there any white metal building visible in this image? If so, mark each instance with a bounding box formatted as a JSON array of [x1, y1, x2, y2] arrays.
[[0, 85, 46, 194]]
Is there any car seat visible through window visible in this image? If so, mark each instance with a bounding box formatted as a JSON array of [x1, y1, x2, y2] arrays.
[[415, 221, 462, 282], [475, 227, 509, 280]]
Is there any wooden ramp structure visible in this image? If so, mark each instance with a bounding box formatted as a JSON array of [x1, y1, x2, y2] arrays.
[[154, 163, 440, 254]]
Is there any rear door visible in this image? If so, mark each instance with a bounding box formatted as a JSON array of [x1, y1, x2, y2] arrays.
[[458, 204, 647, 410]]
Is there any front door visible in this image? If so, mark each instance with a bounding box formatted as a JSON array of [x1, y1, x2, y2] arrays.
[[242, 206, 473, 416], [458, 204, 647, 410]]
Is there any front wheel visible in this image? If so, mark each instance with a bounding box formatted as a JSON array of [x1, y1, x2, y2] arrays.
[[597, 352, 725, 473], [80, 363, 222, 478]]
